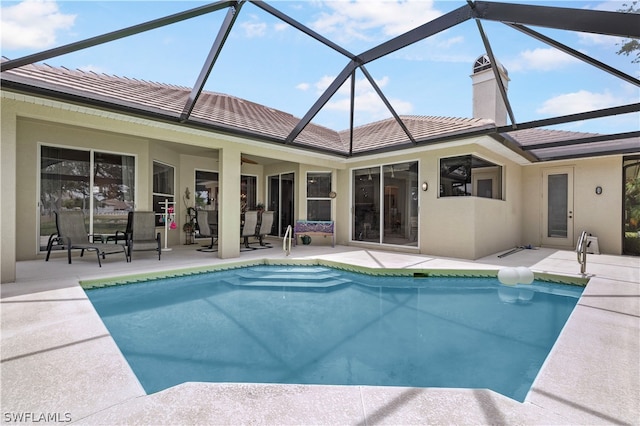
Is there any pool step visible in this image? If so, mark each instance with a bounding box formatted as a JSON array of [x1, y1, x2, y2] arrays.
[[223, 266, 351, 288]]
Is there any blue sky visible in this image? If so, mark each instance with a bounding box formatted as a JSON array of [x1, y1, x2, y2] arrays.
[[1, 0, 638, 134]]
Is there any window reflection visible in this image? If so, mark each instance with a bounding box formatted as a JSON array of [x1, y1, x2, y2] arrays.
[[440, 155, 502, 200]]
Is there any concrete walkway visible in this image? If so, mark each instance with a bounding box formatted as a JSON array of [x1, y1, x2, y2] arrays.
[[1, 244, 638, 425]]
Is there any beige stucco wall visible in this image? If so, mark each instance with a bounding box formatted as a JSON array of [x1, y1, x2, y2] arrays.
[[339, 140, 522, 259], [15, 117, 152, 261], [522, 156, 624, 254]]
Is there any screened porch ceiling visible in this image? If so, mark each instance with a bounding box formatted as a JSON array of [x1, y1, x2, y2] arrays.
[[1, 0, 639, 162]]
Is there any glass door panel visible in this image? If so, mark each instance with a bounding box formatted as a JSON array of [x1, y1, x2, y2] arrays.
[[40, 146, 90, 250], [623, 156, 640, 256], [353, 168, 380, 242], [542, 167, 574, 247], [93, 152, 135, 235], [268, 173, 295, 237]]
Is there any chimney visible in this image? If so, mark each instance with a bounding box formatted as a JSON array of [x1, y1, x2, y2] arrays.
[[471, 54, 510, 126]]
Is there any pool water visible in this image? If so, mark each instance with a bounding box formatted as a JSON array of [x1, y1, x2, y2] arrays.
[[85, 265, 583, 401]]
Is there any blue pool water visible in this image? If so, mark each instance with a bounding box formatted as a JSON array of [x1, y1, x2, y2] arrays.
[[85, 265, 583, 401]]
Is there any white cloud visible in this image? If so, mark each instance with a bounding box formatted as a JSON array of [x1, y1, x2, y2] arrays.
[[240, 19, 267, 38], [309, 0, 442, 43], [506, 48, 579, 72], [274, 22, 288, 32], [310, 74, 412, 120], [1, 0, 75, 50], [296, 82, 310, 91], [537, 90, 623, 115]]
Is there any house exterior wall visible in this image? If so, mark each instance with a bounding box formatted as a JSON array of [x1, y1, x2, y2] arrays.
[[0, 92, 633, 282], [522, 156, 623, 254], [419, 143, 522, 259], [15, 117, 151, 261]]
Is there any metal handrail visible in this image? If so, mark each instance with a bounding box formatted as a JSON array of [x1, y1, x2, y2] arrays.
[[283, 225, 292, 256], [576, 230, 588, 274]]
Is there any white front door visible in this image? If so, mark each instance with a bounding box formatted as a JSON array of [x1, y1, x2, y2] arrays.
[[542, 167, 574, 248]]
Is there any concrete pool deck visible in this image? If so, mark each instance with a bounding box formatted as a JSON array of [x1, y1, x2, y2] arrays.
[[1, 243, 638, 425]]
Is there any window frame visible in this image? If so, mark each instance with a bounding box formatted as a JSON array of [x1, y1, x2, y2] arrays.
[[306, 171, 333, 221], [438, 154, 504, 200], [152, 160, 176, 227]]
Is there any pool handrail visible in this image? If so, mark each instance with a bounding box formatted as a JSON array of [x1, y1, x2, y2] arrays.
[[283, 225, 292, 256], [576, 230, 588, 274]]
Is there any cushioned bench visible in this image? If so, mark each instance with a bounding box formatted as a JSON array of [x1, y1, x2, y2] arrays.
[[293, 220, 335, 247]]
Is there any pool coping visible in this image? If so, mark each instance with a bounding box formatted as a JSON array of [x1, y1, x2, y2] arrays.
[[79, 257, 589, 289]]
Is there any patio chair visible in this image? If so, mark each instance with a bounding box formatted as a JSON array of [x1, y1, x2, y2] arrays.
[[47, 210, 129, 267], [255, 211, 274, 246], [127, 211, 161, 260], [195, 210, 217, 251], [241, 211, 259, 248], [111, 212, 134, 245]]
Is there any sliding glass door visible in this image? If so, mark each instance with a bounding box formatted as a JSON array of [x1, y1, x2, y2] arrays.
[[39, 145, 135, 250], [352, 161, 418, 246], [268, 172, 295, 237]]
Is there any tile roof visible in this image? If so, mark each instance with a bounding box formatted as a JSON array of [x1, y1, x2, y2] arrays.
[[1, 62, 492, 155], [504, 128, 640, 161], [2, 61, 638, 160]]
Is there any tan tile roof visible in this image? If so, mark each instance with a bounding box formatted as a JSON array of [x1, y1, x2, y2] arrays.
[[505, 128, 640, 160], [1, 62, 492, 155], [3, 61, 637, 160]]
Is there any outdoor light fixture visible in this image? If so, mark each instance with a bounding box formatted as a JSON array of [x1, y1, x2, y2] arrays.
[[595, 186, 603, 195], [422, 182, 428, 191]]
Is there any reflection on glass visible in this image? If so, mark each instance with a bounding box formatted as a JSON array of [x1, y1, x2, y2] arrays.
[[440, 155, 502, 200], [547, 174, 568, 238], [40, 146, 90, 249], [382, 162, 418, 246], [353, 162, 418, 246], [623, 156, 640, 255], [353, 167, 380, 242], [153, 162, 174, 227], [195, 170, 219, 210], [93, 152, 135, 234]]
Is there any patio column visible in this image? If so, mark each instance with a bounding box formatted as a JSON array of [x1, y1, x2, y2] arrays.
[[1, 101, 17, 283], [217, 145, 241, 259]]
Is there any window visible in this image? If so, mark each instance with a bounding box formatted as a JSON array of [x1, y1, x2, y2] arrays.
[[195, 170, 218, 209], [153, 161, 175, 226], [241, 175, 257, 212], [439, 155, 502, 200], [352, 162, 418, 246], [307, 172, 332, 221], [39, 145, 135, 250]]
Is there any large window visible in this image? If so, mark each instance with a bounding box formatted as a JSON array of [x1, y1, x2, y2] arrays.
[[307, 172, 332, 221], [439, 155, 502, 200], [195, 170, 218, 209], [153, 161, 174, 226], [40, 145, 135, 250], [352, 162, 418, 246], [241, 175, 258, 212]]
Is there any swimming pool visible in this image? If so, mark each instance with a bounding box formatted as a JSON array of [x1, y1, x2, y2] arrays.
[[85, 264, 583, 402]]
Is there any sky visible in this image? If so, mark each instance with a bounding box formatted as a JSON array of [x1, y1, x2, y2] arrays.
[[1, 0, 639, 134]]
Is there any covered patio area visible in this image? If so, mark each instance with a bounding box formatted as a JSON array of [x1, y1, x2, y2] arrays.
[[1, 242, 638, 424]]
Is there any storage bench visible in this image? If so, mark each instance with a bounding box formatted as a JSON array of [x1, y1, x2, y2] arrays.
[[293, 220, 335, 247]]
